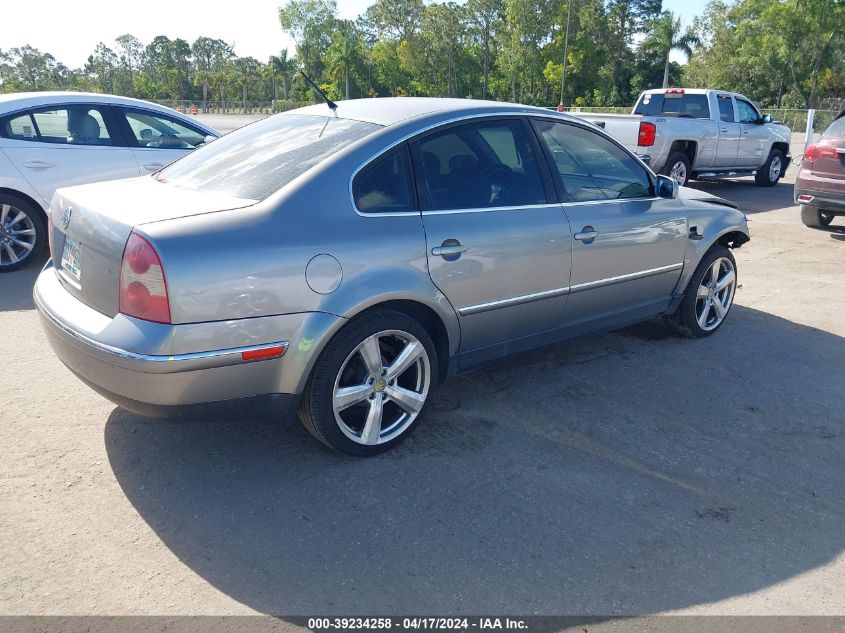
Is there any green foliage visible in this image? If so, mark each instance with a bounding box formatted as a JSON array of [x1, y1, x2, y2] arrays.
[[2, 0, 844, 110]]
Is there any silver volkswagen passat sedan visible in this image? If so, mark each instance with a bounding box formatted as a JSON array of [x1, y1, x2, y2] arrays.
[[35, 98, 749, 455]]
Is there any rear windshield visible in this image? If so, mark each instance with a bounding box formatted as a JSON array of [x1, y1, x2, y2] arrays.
[[634, 93, 711, 119], [158, 114, 381, 200], [823, 116, 845, 138]]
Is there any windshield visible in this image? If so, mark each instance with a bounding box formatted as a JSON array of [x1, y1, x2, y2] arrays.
[[158, 114, 381, 200]]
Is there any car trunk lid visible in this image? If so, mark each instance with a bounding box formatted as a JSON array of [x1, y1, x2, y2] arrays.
[[808, 136, 845, 193], [49, 176, 256, 317]]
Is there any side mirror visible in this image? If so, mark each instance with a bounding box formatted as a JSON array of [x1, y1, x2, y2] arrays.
[[758, 114, 773, 125], [656, 174, 679, 199], [196, 134, 216, 148]]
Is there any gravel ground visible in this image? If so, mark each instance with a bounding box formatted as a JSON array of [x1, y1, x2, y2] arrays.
[[2, 126, 844, 619]]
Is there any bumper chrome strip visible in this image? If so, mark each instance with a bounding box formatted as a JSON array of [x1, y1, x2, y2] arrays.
[[35, 292, 288, 369]]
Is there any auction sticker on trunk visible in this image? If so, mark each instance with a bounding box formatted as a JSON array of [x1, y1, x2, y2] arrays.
[[61, 236, 82, 281]]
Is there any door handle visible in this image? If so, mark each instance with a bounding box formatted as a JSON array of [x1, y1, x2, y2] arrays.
[[431, 240, 466, 260], [741, 131, 749, 135], [143, 163, 165, 171], [720, 128, 728, 133], [574, 227, 598, 243], [22, 160, 54, 169]]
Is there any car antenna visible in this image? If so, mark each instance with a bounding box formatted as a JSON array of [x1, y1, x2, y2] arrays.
[[299, 71, 338, 111]]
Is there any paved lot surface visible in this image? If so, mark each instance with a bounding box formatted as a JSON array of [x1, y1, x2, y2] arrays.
[[2, 119, 845, 619]]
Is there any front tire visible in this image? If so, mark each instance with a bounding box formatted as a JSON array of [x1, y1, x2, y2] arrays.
[[0, 194, 45, 272], [662, 152, 691, 186], [800, 205, 835, 228], [755, 148, 784, 187], [665, 245, 738, 338], [298, 310, 438, 456]]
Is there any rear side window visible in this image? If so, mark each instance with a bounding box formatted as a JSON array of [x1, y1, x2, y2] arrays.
[[717, 96, 735, 123], [416, 119, 547, 211], [634, 93, 710, 119], [159, 114, 380, 201], [1, 106, 113, 146], [353, 145, 416, 213]]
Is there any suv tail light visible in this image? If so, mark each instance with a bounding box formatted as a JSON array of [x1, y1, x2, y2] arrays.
[[119, 232, 171, 324], [803, 144, 837, 163], [638, 121, 656, 147]]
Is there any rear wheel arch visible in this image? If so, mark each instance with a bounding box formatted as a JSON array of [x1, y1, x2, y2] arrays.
[[354, 299, 453, 384], [669, 140, 697, 166]]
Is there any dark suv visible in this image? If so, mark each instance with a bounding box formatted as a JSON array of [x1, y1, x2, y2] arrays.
[[797, 112, 845, 228]]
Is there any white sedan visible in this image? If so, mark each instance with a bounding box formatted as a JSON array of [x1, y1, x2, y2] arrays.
[[0, 92, 219, 271]]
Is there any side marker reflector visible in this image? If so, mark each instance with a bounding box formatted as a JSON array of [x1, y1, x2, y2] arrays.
[[241, 344, 287, 362]]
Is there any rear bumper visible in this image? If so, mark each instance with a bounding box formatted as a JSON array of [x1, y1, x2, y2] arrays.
[[34, 260, 343, 411], [794, 186, 845, 215]]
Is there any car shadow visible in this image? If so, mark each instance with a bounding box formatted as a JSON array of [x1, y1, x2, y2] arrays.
[[0, 254, 47, 312], [687, 180, 795, 215], [104, 305, 845, 616]]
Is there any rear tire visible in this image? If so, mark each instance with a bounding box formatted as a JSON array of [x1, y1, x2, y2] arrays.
[[298, 310, 438, 456], [755, 148, 784, 187], [661, 152, 691, 187], [0, 194, 45, 273], [800, 205, 835, 228], [665, 245, 737, 338]]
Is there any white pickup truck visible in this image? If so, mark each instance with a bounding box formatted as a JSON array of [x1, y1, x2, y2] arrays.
[[570, 88, 792, 187]]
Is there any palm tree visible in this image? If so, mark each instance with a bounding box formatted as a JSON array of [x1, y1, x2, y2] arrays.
[[643, 11, 699, 89], [326, 23, 362, 100], [269, 49, 298, 100]]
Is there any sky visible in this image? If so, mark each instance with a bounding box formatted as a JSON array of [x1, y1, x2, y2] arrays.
[[3, 0, 708, 70]]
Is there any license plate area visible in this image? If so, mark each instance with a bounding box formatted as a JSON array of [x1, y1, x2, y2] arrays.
[[60, 236, 82, 282]]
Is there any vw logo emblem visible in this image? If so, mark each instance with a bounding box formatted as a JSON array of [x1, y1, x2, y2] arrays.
[[62, 207, 72, 229]]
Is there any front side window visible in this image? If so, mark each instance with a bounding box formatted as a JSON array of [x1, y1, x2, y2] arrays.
[[1, 106, 113, 146], [353, 145, 416, 213], [717, 96, 735, 123], [416, 119, 546, 211], [122, 109, 207, 149], [736, 99, 760, 124], [158, 114, 381, 201], [534, 120, 652, 202]]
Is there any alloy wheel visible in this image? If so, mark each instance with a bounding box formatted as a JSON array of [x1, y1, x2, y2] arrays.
[[669, 161, 687, 185], [0, 204, 36, 268], [769, 155, 782, 182], [695, 257, 737, 331], [332, 330, 431, 445]]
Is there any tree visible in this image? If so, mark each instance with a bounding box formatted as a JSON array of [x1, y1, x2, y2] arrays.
[[115, 34, 142, 95], [270, 49, 298, 100], [641, 11, 698, 88], [363, 0, 424, 42], [325, 22, 364, 99], [85, 43, 120, 93], [192, 37, 233, 109], [279, 0, 337, 82], [467, 0, 503, 99]]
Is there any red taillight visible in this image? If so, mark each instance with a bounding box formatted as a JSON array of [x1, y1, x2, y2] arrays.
[[665, 88, 685, 94], [803, 144, 837, 163], [119, 232, 170, 324], [638, 121, 656, 147], [241, 345, 287, 362]]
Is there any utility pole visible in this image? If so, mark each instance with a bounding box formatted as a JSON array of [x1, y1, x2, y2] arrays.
[[558, 0, 573, 111]]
